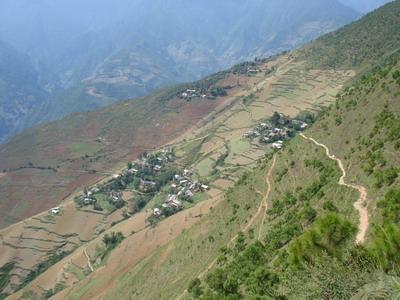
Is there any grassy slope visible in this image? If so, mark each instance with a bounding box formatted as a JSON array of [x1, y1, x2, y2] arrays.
[[178, 38, 400, 300], [309, 52, 400, 228], [298, 0, 400, 71], [58, 135, 354, 299]]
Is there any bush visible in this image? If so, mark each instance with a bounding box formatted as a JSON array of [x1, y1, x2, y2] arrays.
[[188, 278, 203, 298], [288, 213, 357, 266], [370, 224, 400, 271], [323, 200, 338, 212], [377, 188, 400, 223], [102, 232, 124, 250], [210, 87, 228, 97], [302, 206, 317, 223]]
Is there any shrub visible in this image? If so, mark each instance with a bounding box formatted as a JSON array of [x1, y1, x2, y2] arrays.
[[370, 224, 400, 271], [288, 213, 357, 266], [188, 278, 203, 298], [323, 200, 338, 212], [102, 232, 124, 250], [377, 188, 400, 223]]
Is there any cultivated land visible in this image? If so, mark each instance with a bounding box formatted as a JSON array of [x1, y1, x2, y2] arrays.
[[1, 51, 355, 299], [2, 2, 400, 298]]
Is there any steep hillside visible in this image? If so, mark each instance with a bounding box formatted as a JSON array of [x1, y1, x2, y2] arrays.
[[21, 54, 400, 300], [299, 0, 400, 70], [0, 68, 247, 228], [0, 52, 353, 298], [49, 42, 400, 300], [177, 50, 400, 300], [338, 0, 392, 12]]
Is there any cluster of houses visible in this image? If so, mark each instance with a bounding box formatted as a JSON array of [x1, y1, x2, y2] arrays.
[[243, 112, 309, 150], [152, 168, 209, 217], [178, 85, 229, 101], [75, 185, 125, 210], [74, 148, 176, 210], [179, 89, 208, 101], [130, 148, 174, 175], [246, 67, 260, 75], [73, 145, 211, 223], [131, 149, 175, 192]]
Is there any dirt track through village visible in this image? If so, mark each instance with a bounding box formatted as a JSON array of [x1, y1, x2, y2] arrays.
[[300, 133, 369, 244]]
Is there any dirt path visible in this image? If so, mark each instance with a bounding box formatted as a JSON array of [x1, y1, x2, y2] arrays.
[[176, 155, 276, 300], [84, 249, 94, 272], [257, 155, 277, 240], [300, 133, 369, 244]]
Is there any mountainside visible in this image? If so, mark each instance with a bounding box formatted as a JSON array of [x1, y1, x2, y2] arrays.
[[44, 3, 400, 297], [339, 0, 392, 12], [0, 41, 48, 143], [1, 1, 400, 299], [178, 50, 400, 300], [299, 0, 400, 71], [0, 0, 360, 142]]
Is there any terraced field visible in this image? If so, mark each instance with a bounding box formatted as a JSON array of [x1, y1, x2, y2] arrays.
[[2, 54, 355, 299], [0, 200, 127, 295]]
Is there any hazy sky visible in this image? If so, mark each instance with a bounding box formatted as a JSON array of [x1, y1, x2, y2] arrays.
[[338, 0, 392, 12]]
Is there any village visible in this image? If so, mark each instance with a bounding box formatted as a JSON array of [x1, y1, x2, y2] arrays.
[[151, 168, 209, 220], [178, 86, 228, 101], [48, 147, 209, 225], [243, 112, 310, 150]]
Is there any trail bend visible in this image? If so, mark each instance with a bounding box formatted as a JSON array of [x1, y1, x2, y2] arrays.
[[300, 133, 369, 245]]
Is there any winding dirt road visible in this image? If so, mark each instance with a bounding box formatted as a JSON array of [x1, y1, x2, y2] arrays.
[[300, 133, 369, 244]]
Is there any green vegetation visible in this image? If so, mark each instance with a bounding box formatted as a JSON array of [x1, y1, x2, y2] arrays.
[[288, 213, 356, 265], [299, 0, 400, 70], [67, 141, 102, 158], [0, 262, 15, 299], [187, 23, 400, 298], [92, 232, 126, 266], [103, 232, 125, 250]]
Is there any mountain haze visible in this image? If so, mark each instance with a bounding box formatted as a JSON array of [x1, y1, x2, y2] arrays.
[[0, 0, 360, 142], [0, 41, 47, 142]]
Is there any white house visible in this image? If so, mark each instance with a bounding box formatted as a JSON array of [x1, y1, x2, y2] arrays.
[[201, 184, 210, 191], [153, 208, 162, 217], [271, 140, 283, 150], [49, 207, 61, 215]]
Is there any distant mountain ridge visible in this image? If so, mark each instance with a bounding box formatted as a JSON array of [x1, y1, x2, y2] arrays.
[[0, 0, 361, 143]]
